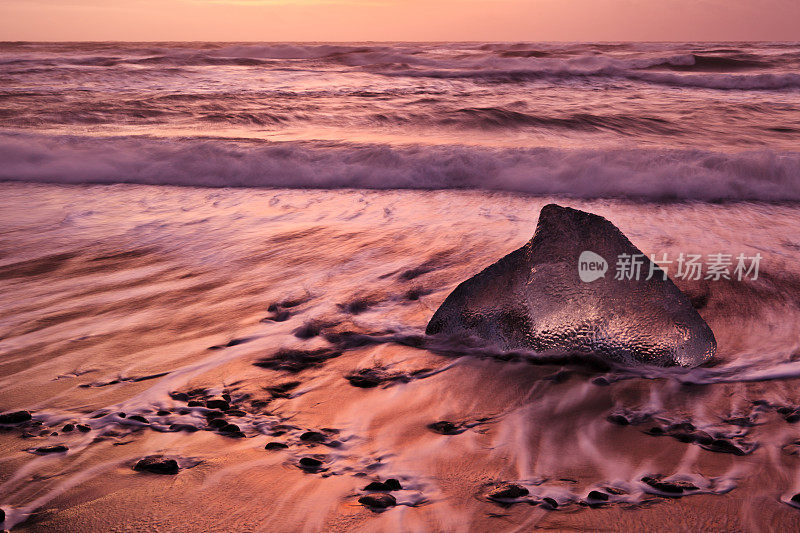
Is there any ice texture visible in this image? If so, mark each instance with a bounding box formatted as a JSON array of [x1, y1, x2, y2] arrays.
[[426, 204, 716, 367]]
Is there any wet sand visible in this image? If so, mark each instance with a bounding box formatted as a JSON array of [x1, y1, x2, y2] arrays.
[[2, 182, 800, 531]]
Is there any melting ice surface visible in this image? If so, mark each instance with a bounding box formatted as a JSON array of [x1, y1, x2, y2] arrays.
[[427, 204, 717, 367]]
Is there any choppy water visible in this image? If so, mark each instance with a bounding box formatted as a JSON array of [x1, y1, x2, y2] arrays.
[[0, 41, 799, 200]]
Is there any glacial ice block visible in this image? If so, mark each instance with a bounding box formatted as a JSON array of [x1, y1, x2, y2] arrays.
[[426, 204, 716, 367]]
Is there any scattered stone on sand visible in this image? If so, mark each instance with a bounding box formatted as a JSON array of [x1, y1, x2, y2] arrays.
[[62, 423, 74, 432], [0, 411, 32, 424], [641, 476, 698, 495], [606, 414, 630, 426], [226, 409, 247, 417], [169, 423, 198, 432], [587, 490, 609, 502], [425, 204, 716, 367], [128, 415, 148, 424], [428, 421, 465, 435], [33, 444, 68, 454], [76, 424, 91, 433], [265, 442, 289, 450], [219, 424, 245, 437], [791, 493, 800, 506], [208, 418, 228, 429], [0, 507, 4, 523], [205, 399, 230, 411], [541, 497, 558, 509], [364, 479, 403, 492], [170, 392, 189, 402], [358, 493, 397, 510], [300, 431, 327, 443], [157, 410, 170, 416], [488, 483, 529, 500], [346, 369, 384, 388], [700, 439, 749, 456], [298, 457, 324, 470], [254, 348, 343, 373], [134, 455, 179, 475]]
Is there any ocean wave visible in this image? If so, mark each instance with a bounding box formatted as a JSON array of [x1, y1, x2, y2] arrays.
[[1, 133, 799, 201]]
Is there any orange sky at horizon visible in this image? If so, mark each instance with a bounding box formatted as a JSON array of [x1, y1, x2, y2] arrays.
[[1, 0, 799, 42]]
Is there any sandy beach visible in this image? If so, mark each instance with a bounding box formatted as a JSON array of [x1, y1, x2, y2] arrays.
[[2, 182, 800, 531]]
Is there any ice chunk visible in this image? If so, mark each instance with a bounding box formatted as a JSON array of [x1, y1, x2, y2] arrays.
[[426, 204, 716, 367]]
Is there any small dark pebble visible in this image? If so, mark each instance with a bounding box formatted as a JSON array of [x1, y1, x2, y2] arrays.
[[347, 374, 382, 388], [206, 410, 225, 419], [170, 392, 189, 402], [702, 439, 746, 456], [117, 412, 127, 418], [157, 410, 170, 416], [299, 457, 323, 470], [134, 456, 179, 475], [35, 444, 68, 454], [693, 431, 713, 445], [62, 423, 74, 432], [642, 476, 697, 494], [488, 483, 529, 500], [668, 422, 695, 432], [645, 426, 665, 436], [178, 409, 191, 415], [220, 423, 242, 434], [90, 412, 108, 419], [384, 478, 402, 491], [778, 406, 795, 415], [187, 401, 203, 407], [300, 431, 327, 443], [206, 399, 230, 411], [791, 493, 800, 505], [606, 414, 629, 426], [358, 493, 396, 509], [587, 490, 609, 502], [225, 409, 247, 417], [128, 415, 149, 424], [0, 411, 32, 424], [325, 440, 343, 448], [428, 421, 463, 435], [0, 507, 4, 522], [364, 481, 391, 491], [265, 442, 289, 450], [785, 413, 800, 423], [209, 418, 228, 429], [541, 497, 558, 509], [673, 432, 695, 443], [169, 423, 198, 432], [76, 424, 91, 433]]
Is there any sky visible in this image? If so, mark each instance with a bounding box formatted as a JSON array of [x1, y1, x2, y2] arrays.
[[1, 0, 799, 42]]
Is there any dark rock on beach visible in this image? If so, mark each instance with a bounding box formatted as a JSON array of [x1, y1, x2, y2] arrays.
[[641, 476, 698, 495], [134, 456, 179, 475], [428, 421, 465, 435], [358, 493, 397, 509], [425, 204, 716, 367], [33, 444, 68, 454], [541, 497, 559, 509], [300, 431, 327, 443], [364, 479, 402, 492], [298, 457, 324, 470], [0, 411, 32, 424], [265, 441, 289, 450], [488, 483, 529, 500]]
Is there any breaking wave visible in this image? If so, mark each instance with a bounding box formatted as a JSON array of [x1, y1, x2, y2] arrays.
[[1, 132, 799, 201]]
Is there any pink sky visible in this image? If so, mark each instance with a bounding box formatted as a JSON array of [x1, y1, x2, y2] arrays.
[[1, 0, 799, 41]]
